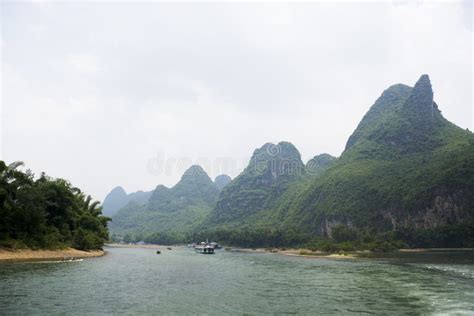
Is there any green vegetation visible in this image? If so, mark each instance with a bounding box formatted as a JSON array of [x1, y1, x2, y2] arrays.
[[302, 222, 474, 252], [7, 75, 471, 252], [192, 226, 309, 248], [394, 221, 474, 248], [208, 141, 306, 225], [102, 186, 152, 217], [109, 75, 473, 251], [110, 165, 220, 240], [201, 75, 474, 249], [303, 226, 405, 253], [305, 153, 336, 176], [0, 161, 110, 250], [280, 75, 474, 236]]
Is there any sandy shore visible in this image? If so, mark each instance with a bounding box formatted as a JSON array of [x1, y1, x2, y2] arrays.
[[0, 248, 105, 262], [227, 247, 359, 259], [278, 249, 358, 259], [229, 247, 474, 259]]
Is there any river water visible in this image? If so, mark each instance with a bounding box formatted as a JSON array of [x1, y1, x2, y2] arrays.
[[1, 247, 473, 315]]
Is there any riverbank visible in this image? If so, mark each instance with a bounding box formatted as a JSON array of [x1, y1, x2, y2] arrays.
[[105, 243, 182, 249], [107, 244, 474, 261], [279, 249, 358, 259], [0, 248, 105, 262], [226, 247, 359, 259], [226, 247, 474, 259]]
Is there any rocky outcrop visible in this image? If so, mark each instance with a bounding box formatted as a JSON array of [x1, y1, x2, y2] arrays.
[[382, 193, 467, 230], [320, 216, 354, 237]]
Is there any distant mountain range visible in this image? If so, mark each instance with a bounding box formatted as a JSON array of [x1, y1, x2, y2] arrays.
[[107, 167, 231, 240], [102, 187, 153, 217], [106, 75, 474, 247], [103, 172, 231, 218]]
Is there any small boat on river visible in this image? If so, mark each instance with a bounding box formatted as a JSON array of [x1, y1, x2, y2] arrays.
[[194, 242, 215, 254]]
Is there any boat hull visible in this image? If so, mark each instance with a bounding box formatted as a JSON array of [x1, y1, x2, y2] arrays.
[[194, 247, 215, 254]]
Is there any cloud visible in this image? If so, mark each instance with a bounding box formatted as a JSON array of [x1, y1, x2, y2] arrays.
[[65, 53, 100, 74], [2, 1, 472, 200], [462, 0, 472, 32]]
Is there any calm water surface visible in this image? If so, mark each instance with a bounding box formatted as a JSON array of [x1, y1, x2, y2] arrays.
[[1, 247, 473, 315]]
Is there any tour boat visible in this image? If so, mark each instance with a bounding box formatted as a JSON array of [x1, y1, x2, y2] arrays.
[[194, 242, 215, 254]]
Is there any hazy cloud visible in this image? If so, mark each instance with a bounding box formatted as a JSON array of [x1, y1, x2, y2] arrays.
[[1, 1, 472, 200]]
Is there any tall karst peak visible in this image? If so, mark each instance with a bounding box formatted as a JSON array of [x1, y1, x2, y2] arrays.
[[344, 83, 412, 151], [247, 141, 304, 180], [175, 164, 215, 193], [110, 186, 127, 196], [402, 74, 436, 121], [344, 74, 446, 155], [207, 142, 305, 225], [173, 165, 219, 205], [182, 165, 207, 177], [102, 186, 153, 217]]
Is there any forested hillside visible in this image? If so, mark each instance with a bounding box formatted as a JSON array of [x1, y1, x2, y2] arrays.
[[110, 165, 221, 243], [108, 75, 473, 249], [198, 75, 474, 248], [285, 75, 474, 235], [208, 142, 306, 225]]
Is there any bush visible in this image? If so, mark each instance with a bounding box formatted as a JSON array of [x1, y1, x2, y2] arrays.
[[73, 229, 103, 251]]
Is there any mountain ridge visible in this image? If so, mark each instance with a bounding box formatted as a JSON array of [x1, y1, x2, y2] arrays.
[[110, 165, 220, 241], [196, 75, 474, 247], [102, 186, 152, 217], [109, 74, 474, 248]]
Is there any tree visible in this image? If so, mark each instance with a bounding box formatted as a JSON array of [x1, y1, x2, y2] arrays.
[[0, 160, 111, 250]]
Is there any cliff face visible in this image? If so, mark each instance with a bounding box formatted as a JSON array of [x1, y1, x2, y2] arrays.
[[382, 193, 467, 230]]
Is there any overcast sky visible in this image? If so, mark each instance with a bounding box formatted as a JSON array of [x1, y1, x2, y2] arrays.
[[1, 0, 472, 201]]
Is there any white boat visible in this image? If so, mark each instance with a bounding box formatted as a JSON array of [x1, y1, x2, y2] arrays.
[[194, 242, 215, 254]]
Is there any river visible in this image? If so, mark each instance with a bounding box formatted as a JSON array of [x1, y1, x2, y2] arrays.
[[1, 247, 473, 314]]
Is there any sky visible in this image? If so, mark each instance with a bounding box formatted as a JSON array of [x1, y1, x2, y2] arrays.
[[1, 0, 472, 201]]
